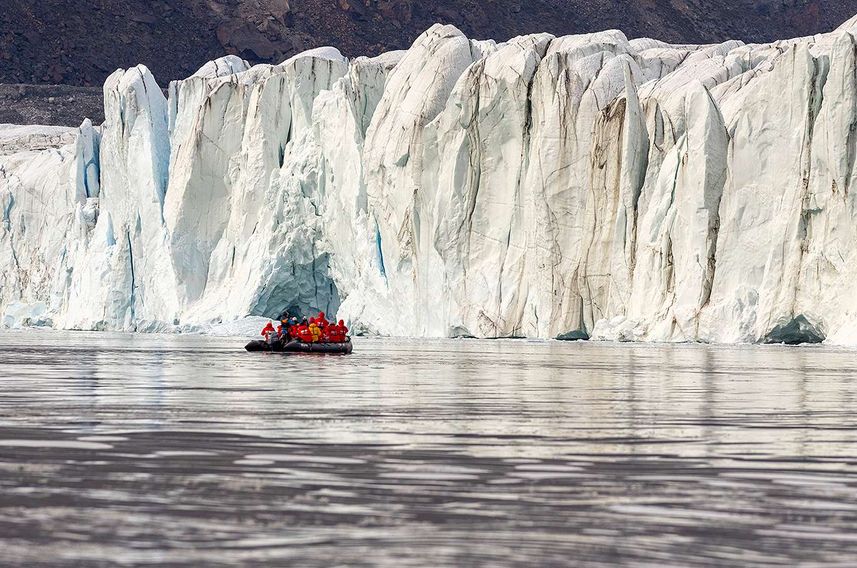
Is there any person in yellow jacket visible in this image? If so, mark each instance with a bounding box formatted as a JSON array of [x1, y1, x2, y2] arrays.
[[308, 321, 322, 343]]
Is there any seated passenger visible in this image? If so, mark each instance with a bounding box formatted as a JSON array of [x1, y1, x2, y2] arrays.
[[326, 320, 348, 343], [317, 311, 329, 328], [261, 321, 275, 339], [297, 325, 312, 343], [309, 322, 321, 343]]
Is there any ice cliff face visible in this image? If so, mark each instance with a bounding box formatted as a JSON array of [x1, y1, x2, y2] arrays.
[[4, 17, 857, 343]]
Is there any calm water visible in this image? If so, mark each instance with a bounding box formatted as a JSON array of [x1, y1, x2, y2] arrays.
[[1, 332, 857, 566]]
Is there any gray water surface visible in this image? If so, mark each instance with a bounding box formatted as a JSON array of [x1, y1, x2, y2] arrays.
[[1, 332, 856, 566]]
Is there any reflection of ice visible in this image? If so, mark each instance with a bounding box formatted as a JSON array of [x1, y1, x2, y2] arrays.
[[0, 439, 112, 450], [2, 332, 857, 565], [1, 332, 854, 461]]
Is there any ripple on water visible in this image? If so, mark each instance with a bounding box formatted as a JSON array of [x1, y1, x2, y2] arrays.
[[1, 332, 857, 566], [0, 439, 113, 450]]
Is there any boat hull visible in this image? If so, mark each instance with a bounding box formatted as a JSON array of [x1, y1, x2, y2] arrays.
[[245, 339, 353, 354]]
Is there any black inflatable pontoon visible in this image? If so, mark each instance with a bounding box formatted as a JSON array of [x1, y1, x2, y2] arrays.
[[245, 338, 353, 354]]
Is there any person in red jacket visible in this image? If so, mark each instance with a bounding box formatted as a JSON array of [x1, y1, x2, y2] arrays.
[[261, 321, 277, 346], [314, 313, 322, 339], [297, 324, 312, 343], [261, 321, 275, 338], [325, 320, 346, 343], [338, 320, 348, 342]]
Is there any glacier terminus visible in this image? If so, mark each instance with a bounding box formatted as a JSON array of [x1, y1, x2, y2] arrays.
[[3, 17, 857, 344]]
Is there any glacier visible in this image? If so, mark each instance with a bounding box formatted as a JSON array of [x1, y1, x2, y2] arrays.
[[3, 17, 857, 343]]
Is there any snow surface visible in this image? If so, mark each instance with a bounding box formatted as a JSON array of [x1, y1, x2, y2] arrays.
[[3, 20, 857, 343]]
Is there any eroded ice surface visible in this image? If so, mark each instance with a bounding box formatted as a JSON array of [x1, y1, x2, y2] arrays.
[[4, 17, 857, 343]]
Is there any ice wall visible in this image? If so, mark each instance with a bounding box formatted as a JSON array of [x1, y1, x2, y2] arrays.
[[3, 18, 857, 343]]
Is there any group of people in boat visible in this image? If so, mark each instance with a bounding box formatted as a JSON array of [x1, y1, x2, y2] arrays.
[[261, 311, 349, 344]]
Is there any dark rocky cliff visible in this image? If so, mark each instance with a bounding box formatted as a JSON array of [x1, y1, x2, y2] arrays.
[[2, 1, 852, 86]]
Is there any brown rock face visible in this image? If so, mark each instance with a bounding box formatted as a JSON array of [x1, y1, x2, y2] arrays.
[[218, 21, 282, 59], [0, 84, 104, 126], [0, 0, 853, 87]]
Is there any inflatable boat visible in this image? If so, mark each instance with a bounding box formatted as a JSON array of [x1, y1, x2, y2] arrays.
[[245, 338, 353, 354]]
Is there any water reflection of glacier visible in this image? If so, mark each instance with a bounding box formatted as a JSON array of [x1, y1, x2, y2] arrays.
[[1, 332, 856, 565]]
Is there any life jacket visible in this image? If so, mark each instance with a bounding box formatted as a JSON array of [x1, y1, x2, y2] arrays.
[[308, 323, 321, 342], [322, 321, 341, 342], [297, 326, 312, 343], [261, 322, 276, 340]]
